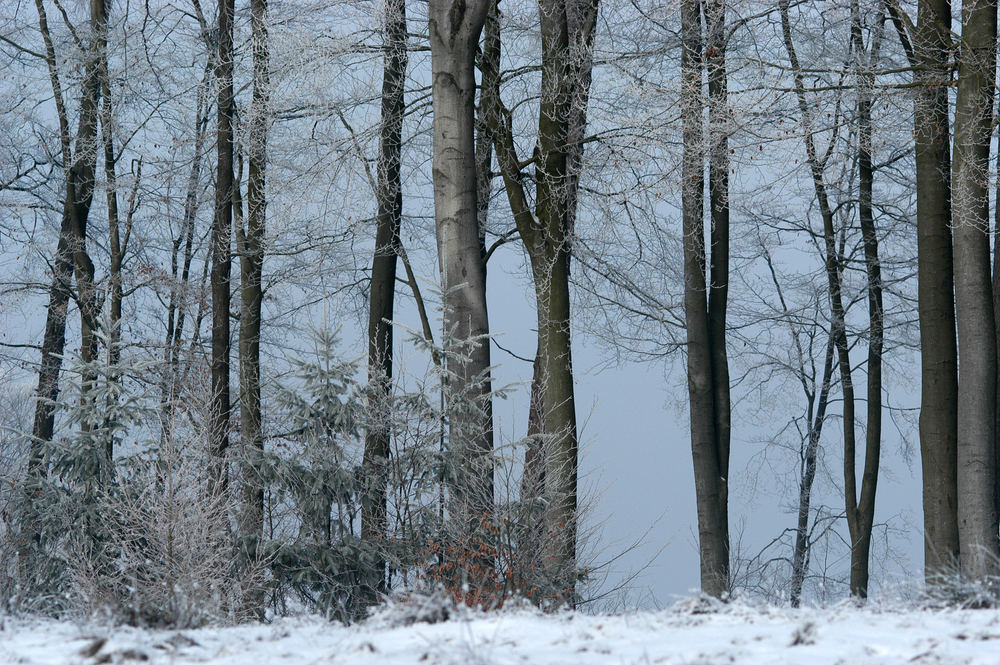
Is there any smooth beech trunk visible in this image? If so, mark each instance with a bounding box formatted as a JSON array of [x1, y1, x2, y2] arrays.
[[952, 0, 999, 580], [428, 0, 495, 565], [361, 0, 407, 599]]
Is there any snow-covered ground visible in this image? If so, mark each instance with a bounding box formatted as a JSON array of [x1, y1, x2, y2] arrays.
[[3, 600, 998, 664]]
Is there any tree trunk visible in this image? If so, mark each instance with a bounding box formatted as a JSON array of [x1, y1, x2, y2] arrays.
[[790, 335, 835, 607], [952, 0, 999, 581], [910, 0, 961, 584], [28, 0, 105, 462], [994, 96, 1000, 527], [362, 0, 407, 600], [427, 0, 494, 575], [479, 0, 596, 601], [846, 1, 884, 599], [210, 0, 235, 497], [238, 0, 269, 554], [100, 47, 139, 459], [681, 0, 729, 599], [71, 0, 107, 449], [780, 0, 874, 598], [705, 0, 731, 596]]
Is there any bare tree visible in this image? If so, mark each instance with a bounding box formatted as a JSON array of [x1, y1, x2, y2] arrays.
[[848, 0, 884, 599], [779, 0, 880, 598]]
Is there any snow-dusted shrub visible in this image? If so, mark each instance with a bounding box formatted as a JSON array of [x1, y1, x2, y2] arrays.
[[68, 442, 267, 628], [366, 586, 457, 627], [921, 560, 1000, 609]]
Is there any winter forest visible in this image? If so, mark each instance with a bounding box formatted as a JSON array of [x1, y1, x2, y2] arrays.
[[5, 0, 1000, 656]]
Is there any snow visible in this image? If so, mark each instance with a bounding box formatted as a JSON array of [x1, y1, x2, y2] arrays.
[[2, 600, 998, 664]]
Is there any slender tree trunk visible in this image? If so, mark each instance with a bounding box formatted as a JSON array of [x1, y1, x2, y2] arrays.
[[682, 0, 729, 599], [705, 0, 731, 594], [238, 0, 269, 554], [362, 0, 407, 599], [761, 248, 836, 607], [71, 0, 107, 447], [427, 0, 494, 578], [850, 4, 884, 598], [28, 1, 72, 476], [210, 0, 235, 496], [790, 335, 835, 607], [781, 0, 875, 598], [952, 0, 999, 581], [163, 61, 211, 454], [101, 57, 139, 460]]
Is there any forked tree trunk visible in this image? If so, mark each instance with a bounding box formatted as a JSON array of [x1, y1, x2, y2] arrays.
[[848, 3, 883, 597], [480, 0, 596, 600], [210, 0, 235, 497], [780, 0, 877, 598], [952, 0, 999, 581], [361, 0, 407, 599], [681, 0, 729, 599], [28, 0, 105, 467]]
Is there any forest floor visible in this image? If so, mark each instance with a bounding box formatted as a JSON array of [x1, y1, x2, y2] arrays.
[[2, 597, 998, 664]]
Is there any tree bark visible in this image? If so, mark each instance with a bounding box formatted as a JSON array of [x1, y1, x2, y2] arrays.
[[705, 0, 731, 597], [362, 0, 407, 600], [780, 0, 876, 598], [681, 0, 729, 599], [210, 0, 235, 497], [849, 3, 883, 598], [480, 0, 597, 600], [428, 0, 495, 576], [238, 0, 269, 552], [71, 0, 107, 446], [910, 0, 961, 584], [28, 0, 105, 467], [952, 0, 999, 581]]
